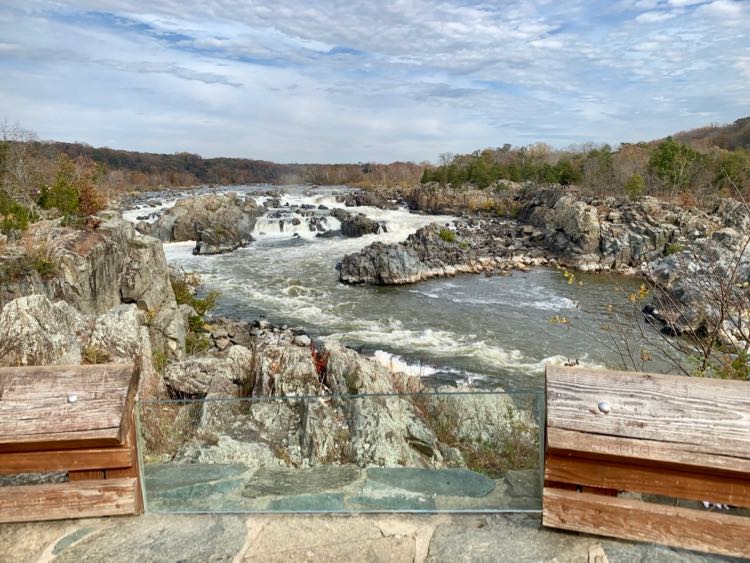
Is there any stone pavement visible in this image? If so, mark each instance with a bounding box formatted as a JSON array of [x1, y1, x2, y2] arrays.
[[0, 513, 741, 563]]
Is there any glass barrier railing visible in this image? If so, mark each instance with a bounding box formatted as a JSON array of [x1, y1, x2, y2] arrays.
[[136, 391, 543, 513]]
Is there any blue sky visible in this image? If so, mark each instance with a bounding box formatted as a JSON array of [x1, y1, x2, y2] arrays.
[[0, 0, 748, 163]]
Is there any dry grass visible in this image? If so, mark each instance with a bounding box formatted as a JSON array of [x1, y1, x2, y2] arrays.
[[140, 401, 201, 463], [81, 344, 112, 365]]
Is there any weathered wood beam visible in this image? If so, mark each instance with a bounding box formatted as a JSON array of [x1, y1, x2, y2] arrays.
[[545, 365, 750, 458], [543, 488, 750, 559], [0, 447, 131, 474], [545, 453, 750, 508], [0, 478, 138, 523]]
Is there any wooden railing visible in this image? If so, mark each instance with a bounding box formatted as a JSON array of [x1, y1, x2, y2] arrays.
[[0, 363, 142, 522], [543, 365, 750, 558]]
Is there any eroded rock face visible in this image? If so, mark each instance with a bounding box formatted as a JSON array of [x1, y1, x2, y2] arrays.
[[645, 232, 750, 339], [137, 193, 259, 254], [322, 341, 442, 467], [517, 186, 717, 271], [254, 345, 320, 397], [0, 214, 185, 360], [0, 295, 86, 366]]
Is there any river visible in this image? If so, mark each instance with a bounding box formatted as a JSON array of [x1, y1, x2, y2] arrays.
[[125, 185, 664, 392]]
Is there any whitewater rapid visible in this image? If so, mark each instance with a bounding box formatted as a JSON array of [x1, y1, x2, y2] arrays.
[[127, 185, 647, 391]]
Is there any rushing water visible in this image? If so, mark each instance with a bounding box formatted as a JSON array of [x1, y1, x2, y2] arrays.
[[126, 185, 662, 391]]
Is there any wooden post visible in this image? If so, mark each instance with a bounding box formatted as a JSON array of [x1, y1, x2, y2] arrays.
[[542, 365, 750, 558], [0, 363, 142, 522]]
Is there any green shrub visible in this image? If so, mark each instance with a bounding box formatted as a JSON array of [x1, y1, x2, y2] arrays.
[[624, 173, 645, 199], [30, 256, 57, 278], [186, 331, 211, 355], [0, 190, 32, 233], [665, 242, 684, 255], [170, 271, 220, 355], [37, 155, 107, 222], [438, 228, 456, 243]]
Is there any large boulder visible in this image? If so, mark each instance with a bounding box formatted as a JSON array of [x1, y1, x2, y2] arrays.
[[137, 193, 259, 255], [322, 341, 442, 467], [0, 295, 87, 366], [330, 209, 384, 237], [340, 223, 471, 284], [253, 345, 320, 397], [88, 304, 141, 361], [516, 185, 719, 270], [163, 357, 236, 397]]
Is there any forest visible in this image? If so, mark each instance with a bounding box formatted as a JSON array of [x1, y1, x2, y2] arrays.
[[2, 117, 749, 237], [420, 117, 750, 200]]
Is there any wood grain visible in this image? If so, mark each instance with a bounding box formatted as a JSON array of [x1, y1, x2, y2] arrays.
[[546, 427, 750, 475], [0, 363, 135, 451], [545, 365, 750, 459], [0, 478, 137, 523], [543, 488, 750, 558], [545, 453, 750, 508], [0, 446, 131, 474], [105, 405, 143, 513]]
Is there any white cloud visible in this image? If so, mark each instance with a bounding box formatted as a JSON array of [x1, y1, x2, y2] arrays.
[[0, 0, 747, 162], [635, 11, 677, 22]]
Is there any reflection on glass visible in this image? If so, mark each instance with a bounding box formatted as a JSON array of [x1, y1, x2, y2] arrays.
[[137, 392, 543, 513]]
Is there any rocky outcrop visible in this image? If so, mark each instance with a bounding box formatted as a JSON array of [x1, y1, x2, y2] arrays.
[[1, 214, 176, 314], [340, 222, 549, 284], [330, 208, 385, 237], [0, 295, 87, 366], [89, 304, 143, 361], [0, 214, 186, 360], [341, 186, 737, 285], [643, 226, 750, 342], [516, 185, 717, 271], [164, 357, 237, 397], [137, 193, 259, 254], [0, 296, 159, 400], [167, 333, 457, 469], [337, 190, 399, 210]]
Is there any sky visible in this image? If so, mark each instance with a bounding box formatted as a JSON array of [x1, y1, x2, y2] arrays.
[[0, 1, 748, 163]]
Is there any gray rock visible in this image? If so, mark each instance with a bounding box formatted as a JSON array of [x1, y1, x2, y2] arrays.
[[331, 208, 383, 237], [0, 214, 186, 361], [254, 345, 320, 396], [0, 295, 86, 366], [293, 334, 312, 347], [137, 193, 258, 255], [89, 304, 141, 361], [243, 465, 362, 498], [163, 357, 236, 397], [323, 341, 442, 467]]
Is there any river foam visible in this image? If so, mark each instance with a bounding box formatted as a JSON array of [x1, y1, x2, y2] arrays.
[[132, 184, 647, 390]]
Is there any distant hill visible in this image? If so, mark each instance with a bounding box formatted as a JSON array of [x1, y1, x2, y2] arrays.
[[23, 141, 424, 190], [672, 117, 750, 150]]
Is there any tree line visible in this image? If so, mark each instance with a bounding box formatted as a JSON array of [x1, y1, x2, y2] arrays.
[[421, 117, 750, 201]]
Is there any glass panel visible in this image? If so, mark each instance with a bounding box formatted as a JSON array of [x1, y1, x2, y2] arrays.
[[137, 391, 543, 513]]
